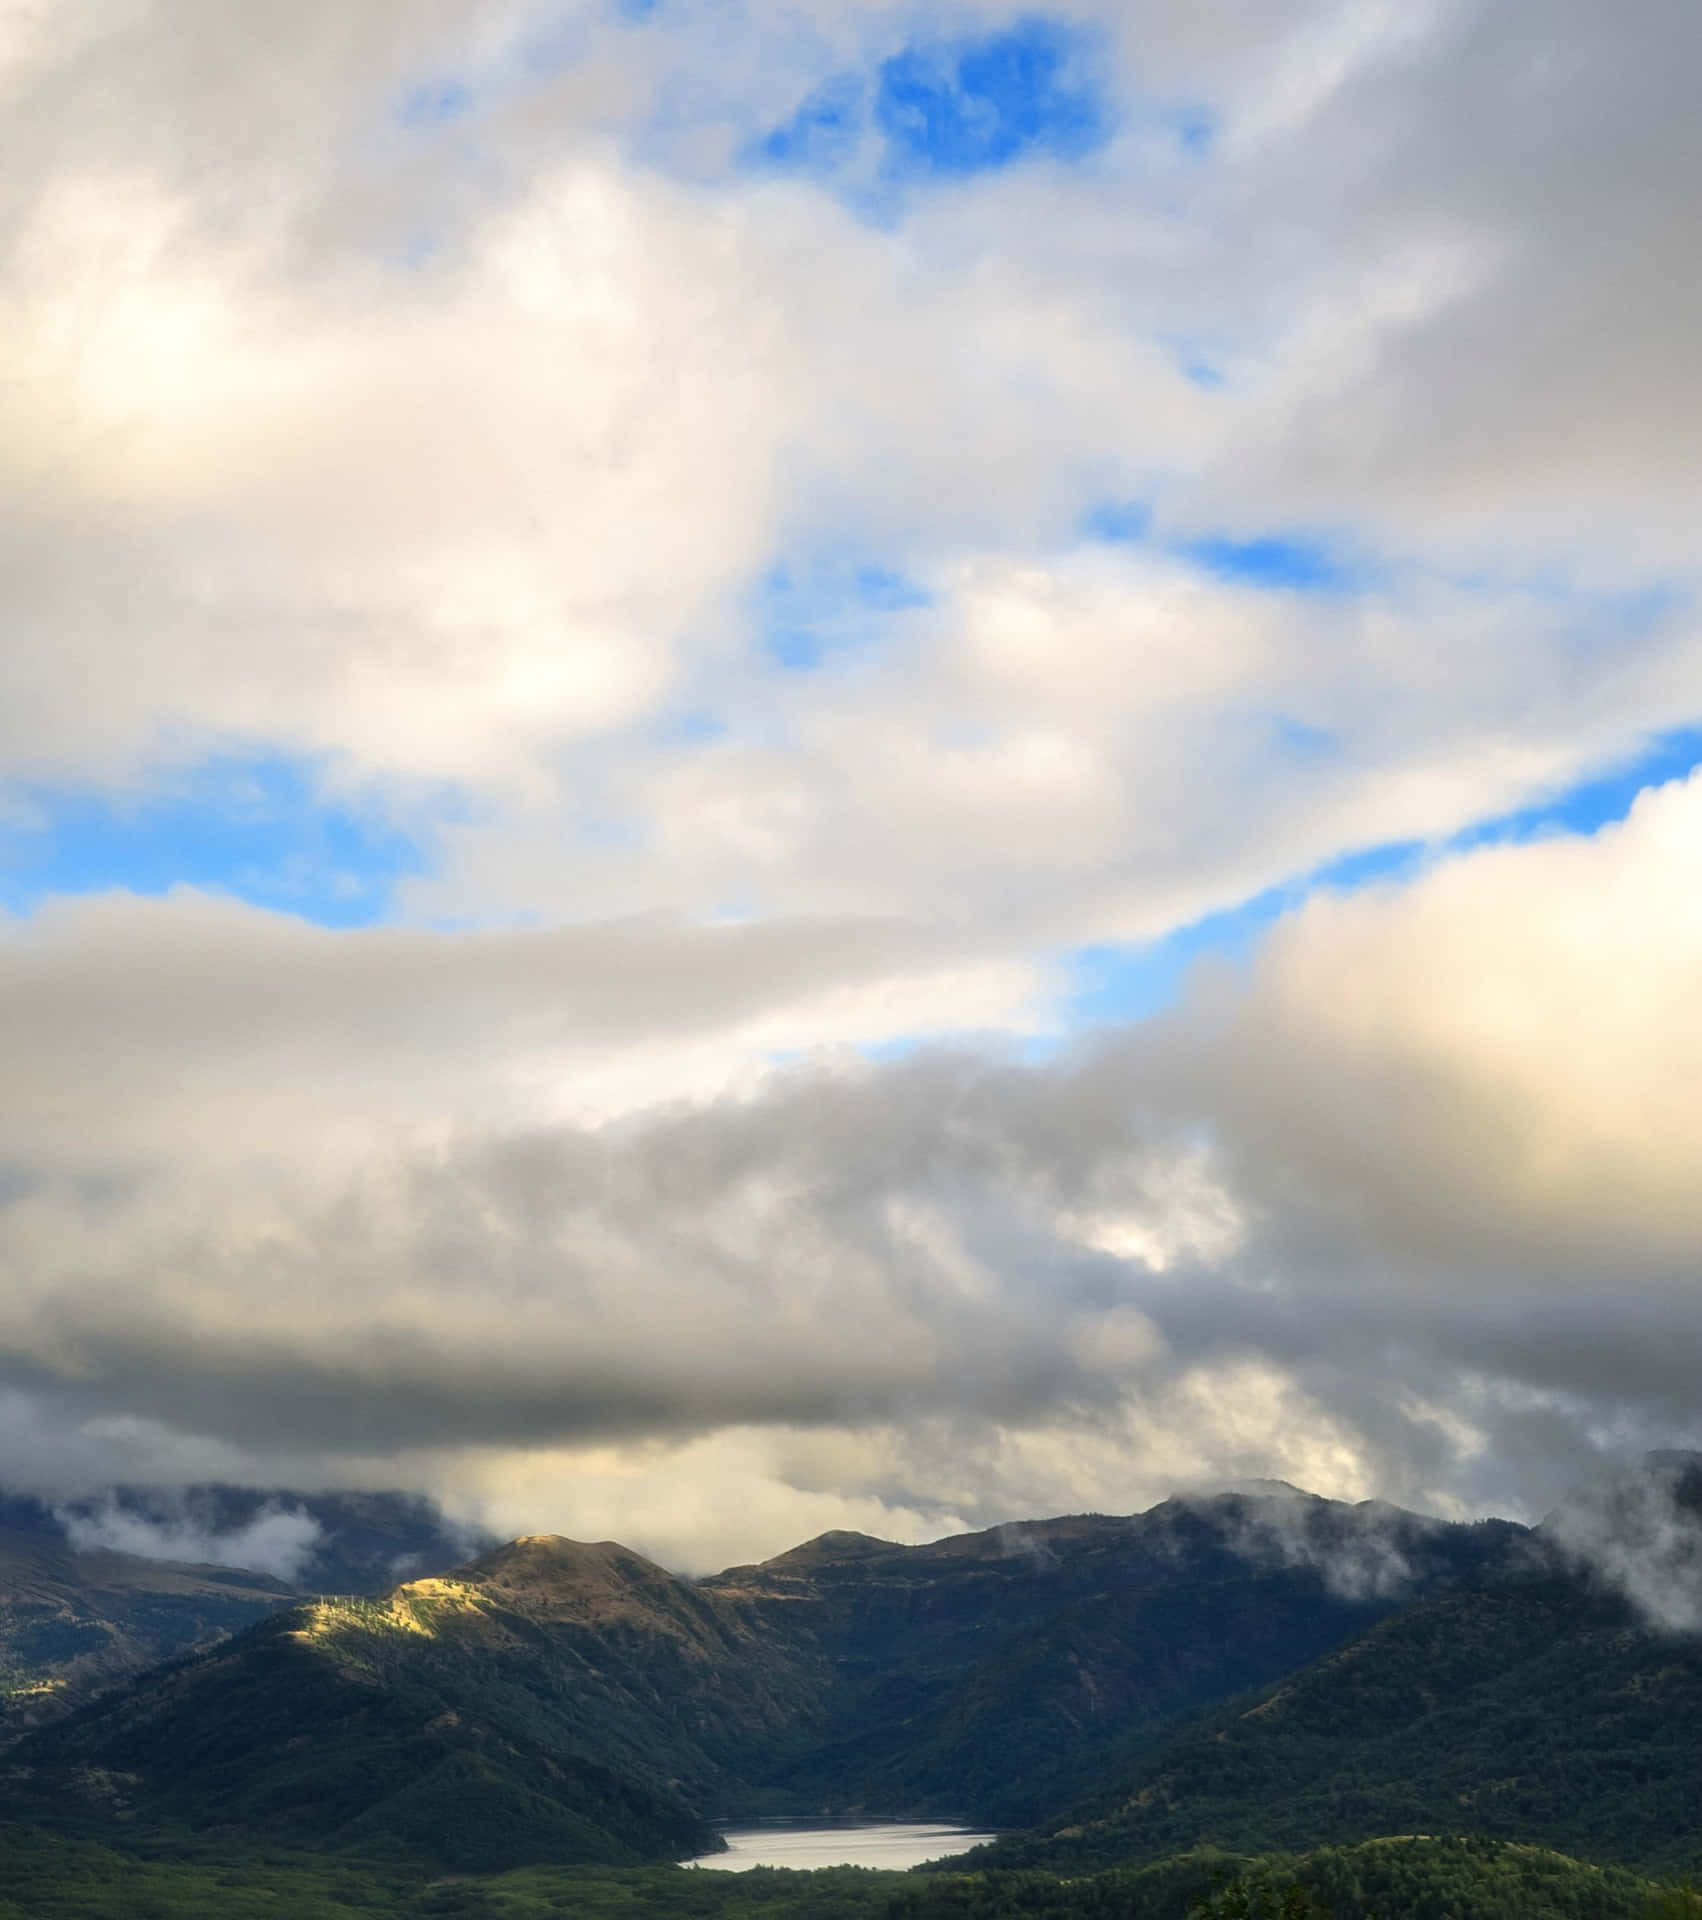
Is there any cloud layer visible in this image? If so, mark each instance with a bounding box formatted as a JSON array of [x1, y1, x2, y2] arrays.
[[4, 774, 1701, 1565], [2, 0, 1700, 1568]]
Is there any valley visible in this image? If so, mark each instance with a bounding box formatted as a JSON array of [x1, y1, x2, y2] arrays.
[[0, 1465, 1699, 1916]]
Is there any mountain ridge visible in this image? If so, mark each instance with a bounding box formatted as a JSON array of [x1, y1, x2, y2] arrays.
[[10, 1465, 1700, 1879], [0, 1483, 1534, 1870]]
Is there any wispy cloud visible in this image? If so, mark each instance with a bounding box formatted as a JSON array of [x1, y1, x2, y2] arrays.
[[59, 1495, 324, 1584], [1542, 1454, 1702, 1634]]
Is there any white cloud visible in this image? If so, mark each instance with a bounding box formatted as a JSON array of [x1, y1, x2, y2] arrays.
[[1179, 772, 1702, 1277], [0, 888, 1051, 1171], [0, 779, 1698, 1564], [59, 1495, 324, 1584], [2, 0, 1701, 1562], [5, 0, 1697, 854], [1544, 1455, 1702, 1633]]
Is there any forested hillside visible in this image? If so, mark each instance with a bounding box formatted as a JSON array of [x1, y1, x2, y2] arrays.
[[964, 1572, 1702, 1875], [0, 1488, 1526, 1870], [705, 1493, 1523, 1822], [0, 1825, 1692, 1920], [0, 1486, 483, 1739], [7, 1477, 1701, 1897]]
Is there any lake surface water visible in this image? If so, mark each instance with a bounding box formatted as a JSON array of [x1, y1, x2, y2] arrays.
[[685, 1820, 997, 1872]]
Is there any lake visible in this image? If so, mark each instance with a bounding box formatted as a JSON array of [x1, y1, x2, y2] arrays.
[[685, 1820, 997, 1872]]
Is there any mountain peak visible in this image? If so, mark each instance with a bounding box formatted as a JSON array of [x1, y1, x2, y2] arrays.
[[465, 1533, 665, 1585], [1172, 1478, 1318, 1504], [741, 1529, 902, 1574], [784, 1527, 897, 1558], [1645, 1449, 1702, 1479]]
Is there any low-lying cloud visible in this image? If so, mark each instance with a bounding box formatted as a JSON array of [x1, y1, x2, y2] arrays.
[[59, 1495, 324, 1585], [1541, 1453, 1702, 1634], [1182, 1487, 1428, 1604]]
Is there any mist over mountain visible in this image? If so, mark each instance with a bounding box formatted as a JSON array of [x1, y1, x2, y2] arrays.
[[0, 1483, 487, 1737], [2, 1458, 1700, 1897], [53, 1483, 492, 1593], [1537, 1449, 1702, 1632], [0, 1485, 1531, 1863], [949, 1453, 1702, 1877]]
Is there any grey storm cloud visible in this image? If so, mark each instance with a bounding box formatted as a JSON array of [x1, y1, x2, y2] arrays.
[[4, 772, 1700, 1533], [1219, 0, 1702, 561], [0, 1050, 1167, 1452], [0, 778, 1697, 1561]]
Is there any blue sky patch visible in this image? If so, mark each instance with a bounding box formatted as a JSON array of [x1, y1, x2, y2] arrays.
[[751, 75, 866, 173], [875, 17, 1109, 177], [747, 15, 1110, 191], [758, 553, 933, 673], [1270, 714, 1340, 760], [0, 756, 432, 929], [852, 565, 932, 612], [1182, 532, 1352, 593], [653, 707, 728, 747], [1082, 500, 1153, 545], [1065, 727, 1702, 1030], [1067, 892, 1291, 1028], [1176, 105, 1216, 157], [1449, 726, 1702, 850], [1065, 835, 1428, 1028], [398, 77, 475, 128], [770, 629, 827, 672]]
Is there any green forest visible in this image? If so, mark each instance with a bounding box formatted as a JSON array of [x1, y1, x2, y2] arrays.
[[7, 1486, 1702, 1918], [2, 1828, 1699, 1920]]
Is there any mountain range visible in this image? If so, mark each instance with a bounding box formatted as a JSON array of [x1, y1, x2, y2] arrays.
[[1, 1463, 1699, 1885]]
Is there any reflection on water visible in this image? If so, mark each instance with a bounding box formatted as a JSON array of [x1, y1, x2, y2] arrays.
[[685, 1820, 997, 1872]]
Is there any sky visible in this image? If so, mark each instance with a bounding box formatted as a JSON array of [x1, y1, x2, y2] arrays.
[[2, 0, 1701, 1574]]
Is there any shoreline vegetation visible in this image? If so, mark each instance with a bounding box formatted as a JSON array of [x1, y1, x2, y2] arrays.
[[2, 1827, 1699, 1920]]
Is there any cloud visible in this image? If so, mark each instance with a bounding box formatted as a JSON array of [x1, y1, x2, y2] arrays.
[[1165, 771, 1702, 1287], [3, 2, 1702, 1571], [1196, 0, 1702, 568], [59, 1494, 324, 1584], [412, 546, 1701, 948], [0, 778, 1696, 1566], [5, 0, 1698, 921], [0, 888, 1051, 1173], [1180, 1486, 1438, 1604], [1541, 1454, 1702, 1634]]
